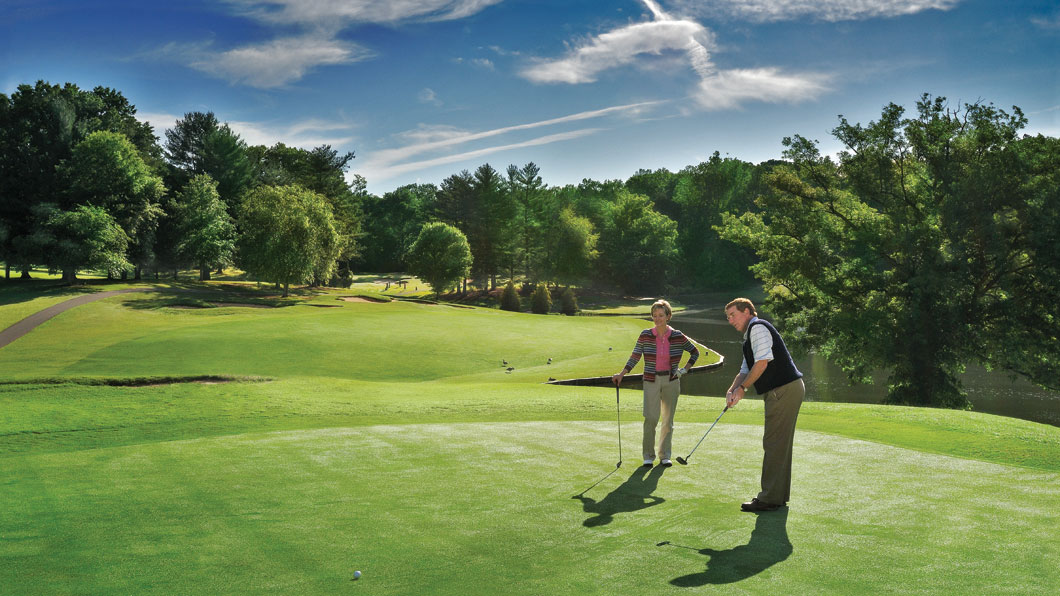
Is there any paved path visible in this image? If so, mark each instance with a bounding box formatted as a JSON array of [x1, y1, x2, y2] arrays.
[[0, 288, 152, 350]]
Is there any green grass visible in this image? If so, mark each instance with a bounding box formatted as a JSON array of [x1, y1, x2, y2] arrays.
[[1, 281, 1058, 594]]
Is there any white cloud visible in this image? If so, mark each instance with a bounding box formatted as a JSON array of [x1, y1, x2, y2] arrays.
[[223, 0, 504, 28], [522, 0, 828, 109], [161, 1, 501, 88], [471, 58, 495, 70], [694, 68, 831, 110], [135, 111, 182, 137], [365, 129, 601, 181], [358, 101, 663, 183], [136, 111, 357, 149], [1030, 13, 1060, 29], [521, 20, 714, 84], [418, 88, 442, 106], [662, 0, 961, 23], [226, 119, 357, 149], [188, 36, 372, 88]]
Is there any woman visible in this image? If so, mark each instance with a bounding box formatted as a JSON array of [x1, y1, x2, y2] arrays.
[[612, 299, 699, 468]]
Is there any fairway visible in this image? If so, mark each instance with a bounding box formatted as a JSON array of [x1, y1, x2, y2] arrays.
[[1, 285, 1059, 594]]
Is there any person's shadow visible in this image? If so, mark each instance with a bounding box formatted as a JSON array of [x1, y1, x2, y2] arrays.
[[669, 508, 791, 586], [572, 465, 667, 527]]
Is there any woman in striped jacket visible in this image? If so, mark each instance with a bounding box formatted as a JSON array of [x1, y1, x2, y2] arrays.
[[612, 299, 699, 468]]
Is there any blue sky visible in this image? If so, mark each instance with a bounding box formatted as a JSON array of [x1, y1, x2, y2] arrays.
[[3, 0, 1058, 195]]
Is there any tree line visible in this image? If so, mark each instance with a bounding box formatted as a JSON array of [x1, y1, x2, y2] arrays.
[[1, 81, 767, 298], [3, 81, 1058, 409], [0, 81, 361, 296]]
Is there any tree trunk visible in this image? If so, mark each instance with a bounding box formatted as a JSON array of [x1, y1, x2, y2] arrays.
[[63, 269, 77, 284], [5, 263, 9, 279], [134, 266, 142, 281], [200, 265, 211, 281], [282, 282, 289, 298]]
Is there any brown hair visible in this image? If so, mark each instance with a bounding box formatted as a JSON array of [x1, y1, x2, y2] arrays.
[[651, 299, 672, 319], [725, 297, 757, 317]]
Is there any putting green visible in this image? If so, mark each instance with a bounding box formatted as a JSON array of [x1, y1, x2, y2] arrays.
[[3, 421, 1056, 595]]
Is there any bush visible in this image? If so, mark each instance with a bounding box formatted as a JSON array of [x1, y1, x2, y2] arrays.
[[559, 287, 578, 316], [531, 284, 552, 314], [500, 281, 521, 311]]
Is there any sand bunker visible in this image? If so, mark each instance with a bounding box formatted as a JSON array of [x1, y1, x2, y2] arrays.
[[341, 296, 388, 303]]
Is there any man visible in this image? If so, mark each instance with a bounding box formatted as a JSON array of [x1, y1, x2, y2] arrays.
[[724, 298, 805, 513]]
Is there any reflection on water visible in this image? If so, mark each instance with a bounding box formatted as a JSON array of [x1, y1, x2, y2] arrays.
[[667, 311, 1060, 427]]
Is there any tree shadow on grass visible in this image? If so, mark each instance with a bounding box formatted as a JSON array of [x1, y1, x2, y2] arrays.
[[668, 508, 791, 587], [572, 465, 667, 527]]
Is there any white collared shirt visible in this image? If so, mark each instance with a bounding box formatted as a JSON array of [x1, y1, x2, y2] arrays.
[[740, 317, 775, 374]]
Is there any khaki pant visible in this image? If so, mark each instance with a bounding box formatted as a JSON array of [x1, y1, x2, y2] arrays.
[[643, 375, 680, 461], [758, 378, 805, 505]]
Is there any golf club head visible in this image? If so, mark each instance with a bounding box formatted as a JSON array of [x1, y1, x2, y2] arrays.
[[675, 456, 688, 465], [616, 461, 622, 468], [656, 541, 670, 546]]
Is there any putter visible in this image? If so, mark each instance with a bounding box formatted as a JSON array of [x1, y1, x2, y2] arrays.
[[614, 383, 623, 468], [675, 405, 728, 465]]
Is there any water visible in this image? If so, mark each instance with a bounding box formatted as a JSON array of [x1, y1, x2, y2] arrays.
[[666, 310, 1060, 428]]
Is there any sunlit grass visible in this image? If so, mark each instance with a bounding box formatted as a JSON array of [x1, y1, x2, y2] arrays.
[[1, 281, 1057, 594]]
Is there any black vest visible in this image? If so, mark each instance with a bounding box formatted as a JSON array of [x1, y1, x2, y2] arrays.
[[742, 318, 803, 394]]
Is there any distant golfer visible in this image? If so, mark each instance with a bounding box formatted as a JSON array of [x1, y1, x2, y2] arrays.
[[612, 299, 699, 468], [724, 298, 805, 512]]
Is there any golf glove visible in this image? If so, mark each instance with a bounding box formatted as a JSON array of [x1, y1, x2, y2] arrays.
[[675, 367, 687, 378]]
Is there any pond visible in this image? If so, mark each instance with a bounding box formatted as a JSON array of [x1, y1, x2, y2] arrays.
[[663, 309, 1060, 428]]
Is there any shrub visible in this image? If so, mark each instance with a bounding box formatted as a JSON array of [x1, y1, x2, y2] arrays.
[[531, 284, 552, 314], [559, 287, 578, 316], [500, 281, 521, 311]]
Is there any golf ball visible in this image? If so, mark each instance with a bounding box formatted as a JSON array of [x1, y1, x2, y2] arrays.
[[354, 570, 362, 580]]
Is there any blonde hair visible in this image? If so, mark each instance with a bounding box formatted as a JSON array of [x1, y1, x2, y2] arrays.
[[651, 299, 672, 319]]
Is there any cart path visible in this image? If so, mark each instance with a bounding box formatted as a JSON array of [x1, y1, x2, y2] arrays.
[[0, 288, 152, 350]]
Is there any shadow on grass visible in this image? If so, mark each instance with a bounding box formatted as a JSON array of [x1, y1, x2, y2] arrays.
[[119, 284, 302, 310], [665, 508, 791, 587], [572, 464, 667, 527]]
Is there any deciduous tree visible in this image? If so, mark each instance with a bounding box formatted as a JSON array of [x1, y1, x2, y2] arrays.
[[238, 185, 341, 297], [407, 222, 472, 295], [719, 94, 1060, 408], [177, 175, 236, 280]]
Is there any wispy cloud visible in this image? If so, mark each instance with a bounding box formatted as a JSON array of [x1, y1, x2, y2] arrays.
[[137, 111, 357, 149], [160, 1, 503, 88], [184, 36, 373, 88], [662, 0, 961, 22], [365, 129, 601, 181], [222, 0, 504, 30], [418, 88, 443, 106], [522, 0, 829, 109], [521, 20, 714, 84], [1030, 13, 1060, 29], [359, 101, 662, 183], [694, 68, 830, 110]]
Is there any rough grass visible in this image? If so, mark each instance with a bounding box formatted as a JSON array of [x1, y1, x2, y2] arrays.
[[0, 281, 1058, 595]]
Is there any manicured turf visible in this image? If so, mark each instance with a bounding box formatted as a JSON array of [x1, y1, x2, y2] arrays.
[[1, 281, 1058, 594]]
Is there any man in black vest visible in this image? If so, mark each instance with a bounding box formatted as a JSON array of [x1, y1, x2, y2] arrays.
[[724, 298, 805, 512]]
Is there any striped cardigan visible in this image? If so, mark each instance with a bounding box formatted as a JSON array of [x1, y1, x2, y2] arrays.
[[622, 327, 700, 382]]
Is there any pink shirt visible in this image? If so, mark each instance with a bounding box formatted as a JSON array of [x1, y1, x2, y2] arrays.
[[653, 326, 672, 373]]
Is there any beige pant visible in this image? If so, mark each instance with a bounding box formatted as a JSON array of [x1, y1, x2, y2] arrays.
[[643, 375, 680, 461], [758, 378, 805, 505]]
